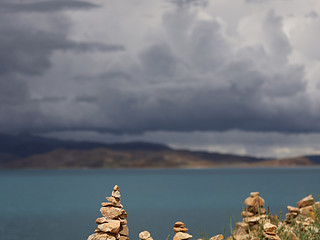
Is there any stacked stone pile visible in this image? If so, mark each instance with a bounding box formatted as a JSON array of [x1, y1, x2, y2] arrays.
[[284, 194, 320, 234], [139, 231, 153, 240], [231, 192, 268, 240], [173, 221, 192, 240], [87, 185, 129, 240]]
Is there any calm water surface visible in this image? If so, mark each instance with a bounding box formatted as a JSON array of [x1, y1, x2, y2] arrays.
[[0, 168, 319, 240]]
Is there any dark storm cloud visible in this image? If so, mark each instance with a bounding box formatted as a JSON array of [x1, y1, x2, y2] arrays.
[[0, 1, 98, 13], [0, 2, 319, 136]]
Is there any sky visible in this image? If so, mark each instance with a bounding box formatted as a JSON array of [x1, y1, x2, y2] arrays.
[[1, 0, 320, 158]]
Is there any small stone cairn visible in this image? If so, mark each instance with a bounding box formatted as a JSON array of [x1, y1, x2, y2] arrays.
[[231, 192, 268, 240], [285, 194, 320, 230], [87, 185, 129, 240], [139, 231, 153, 240], [173, 221, 192, 240]]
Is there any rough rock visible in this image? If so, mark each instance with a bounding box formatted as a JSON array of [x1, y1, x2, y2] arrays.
[[174, 227, 189, 233], [102, 202, 123, 208], [174, 221, 186, 228], [106, 197, 121, 205], [250, 192, 260, 197], [297, 195, 314, 208], [173, 232, 193, 240], [241, 211, 254, 218], [112, 191, 121, 198], [100, 207, 123, 219], [244, 196, 265, 207], [97, 220, 121, 233], [119, 225, 129, 236], [209, 234, 223, 240], [287, 206, 299, 213], [263, 222, 277, 234], [139, 231, 151, 240]]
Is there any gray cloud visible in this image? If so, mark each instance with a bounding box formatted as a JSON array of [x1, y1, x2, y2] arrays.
[[0, 0, 319, 138], [0, 1, 98, 13], [168, 0, 209, 8]]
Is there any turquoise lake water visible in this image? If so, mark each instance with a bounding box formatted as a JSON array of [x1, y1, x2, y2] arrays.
[[0, 168, 319, 240]]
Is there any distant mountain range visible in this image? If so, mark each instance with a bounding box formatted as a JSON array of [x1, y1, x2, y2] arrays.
[[0, 133, 319, 169]]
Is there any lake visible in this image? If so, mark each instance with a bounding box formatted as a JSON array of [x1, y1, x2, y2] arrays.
[[0, 168, 319, 240]]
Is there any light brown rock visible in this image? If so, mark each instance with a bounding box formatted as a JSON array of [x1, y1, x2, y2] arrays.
[[100, 207, 123, 219], [112, 190, 121, 198], [263, 222, 277, 234], [174, 221, 186, 228], [173, 232, 193, 240], [299, 205, 314, 218], [87, 233, 96, 240], [139, 231, 151, 240], [250, 192, 260, 197], [101, 202, 123, 208], [106, 197, 121, 205], [287, 206, 299, 213], [119, 236, 129, 240], [241, 211, 254, 218], [119, 225, 129, 236], [246, 206, 266, 214], [113, 185, 120, 191], [235, 222, 249, 232], [209, 234, 223, 240], [174, 227, 188, 233], [297, 194, 314, 208], [244, 196, 265, 207], [232, 233, 249, 240], [97, 220, 121, 233], [120, 209, 128, 219]]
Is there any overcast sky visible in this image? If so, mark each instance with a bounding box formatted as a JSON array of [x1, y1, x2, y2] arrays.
[[1, 0, 320, 158]]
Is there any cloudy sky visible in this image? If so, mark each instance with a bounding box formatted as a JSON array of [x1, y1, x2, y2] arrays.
[[1, 0, 320, 158]]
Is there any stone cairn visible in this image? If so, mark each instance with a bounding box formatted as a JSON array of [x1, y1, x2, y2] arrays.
[[87, 185, 129, 240], [173, 221, 193, 240], [231, 192, 268, 240], [139, 231, 153, 240], [285, 194, 320, 231]]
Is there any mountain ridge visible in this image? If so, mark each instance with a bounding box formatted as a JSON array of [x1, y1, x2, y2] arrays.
[[0, 133, 319, 169]]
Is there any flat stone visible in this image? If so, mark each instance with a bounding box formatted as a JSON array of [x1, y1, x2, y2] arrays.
[[173, 232, 193, 240], [263, 233, 280, 240], [250, 192, 260, 197], [244, 196, 265, 207], [98, 220, 121, 233], [209, 234, 223, 240], [106, 197, 121, 205], [241, 211, 254, 218], [263, 222, 277, 234], [119, 236, 129, 240], [174, 227, 188, 233], [100, 207, 123, 219], [287, 206, 299, 213], [139, 231, 151, 240], [244, 215, 267, 223], [297, 195, 314, 208], [94, 233, 116, 240], [119, 224, 129, 236], [101, 202, 123, 208], [174, 221, 186, 228]]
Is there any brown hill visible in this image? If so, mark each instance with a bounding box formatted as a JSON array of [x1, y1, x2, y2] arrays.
[[3, 148, 263, 169]]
